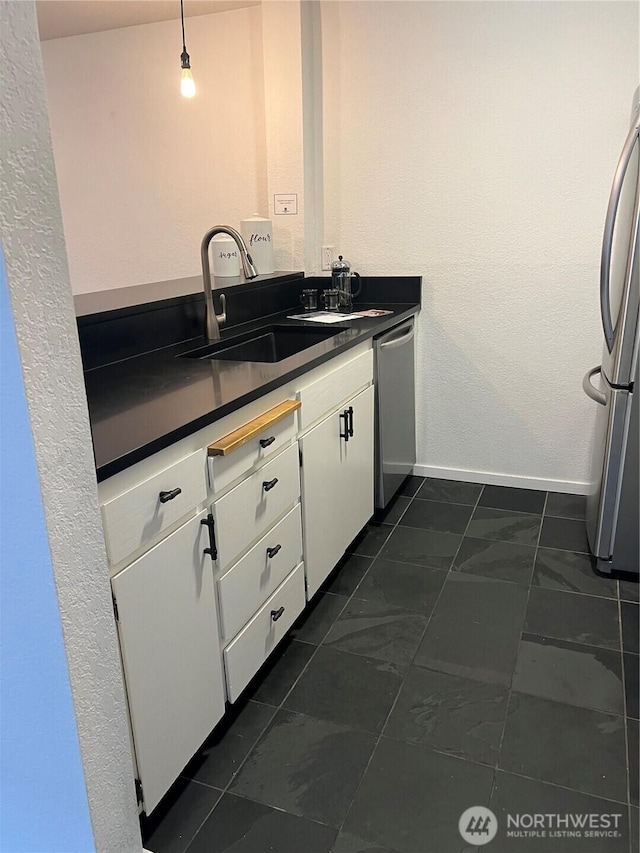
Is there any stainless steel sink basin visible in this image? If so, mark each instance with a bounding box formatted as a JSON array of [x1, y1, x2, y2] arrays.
[[179, 324, 349, 363]]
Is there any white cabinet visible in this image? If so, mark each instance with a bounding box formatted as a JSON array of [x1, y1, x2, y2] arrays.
[[111, 510, 225, 814], [99, 340, 378, 813], [300, 383, 375, 598]]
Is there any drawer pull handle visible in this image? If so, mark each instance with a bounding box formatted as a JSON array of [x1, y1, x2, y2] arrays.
[[159, 488, 182, 503], [271, 606, 285, 622], [200, 514, 218, 561], [347, 406, 354, 437], [339, 410, 350, 442], [263, 477, 279, 492], [259, 436, 276, 448], [266, 544, 282, 559]]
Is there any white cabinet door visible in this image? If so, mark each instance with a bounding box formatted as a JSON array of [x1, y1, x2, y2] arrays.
[[340, 383, 375, 551], [300, 384, 375, 598], [111, 510, 225, 814]]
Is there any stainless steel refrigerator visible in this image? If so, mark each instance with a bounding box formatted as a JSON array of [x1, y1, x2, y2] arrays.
[[583, 90, 639, 575]]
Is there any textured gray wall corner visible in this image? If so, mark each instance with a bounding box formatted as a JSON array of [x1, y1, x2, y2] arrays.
[[0, 3, 142, 850]]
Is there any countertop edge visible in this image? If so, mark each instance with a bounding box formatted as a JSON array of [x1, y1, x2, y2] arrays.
[[94, 304, 419, 482]]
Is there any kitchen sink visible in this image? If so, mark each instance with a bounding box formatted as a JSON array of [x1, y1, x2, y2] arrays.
[[179, 324, 349, 363]]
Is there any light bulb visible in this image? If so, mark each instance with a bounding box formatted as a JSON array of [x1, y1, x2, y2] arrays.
[[181, 67, 196, 98]]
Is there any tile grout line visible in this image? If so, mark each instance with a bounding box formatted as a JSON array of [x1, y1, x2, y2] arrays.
[[448, 482, 486, 571], [496, 682, 628, 721], [182, 780, 341, 848], [328, 479, 434, 839], [484, 765, 633, 809], [518, 627, 625, 654], [616, 582, 634, 850], [488, 491, 548, 807], [443, 483, 510, 810]]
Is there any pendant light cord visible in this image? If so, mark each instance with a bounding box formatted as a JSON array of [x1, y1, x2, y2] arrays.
[[180, 0, 186, 52]]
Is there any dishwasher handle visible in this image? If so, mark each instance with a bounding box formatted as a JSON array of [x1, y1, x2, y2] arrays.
[[379, 321, 415, 350]]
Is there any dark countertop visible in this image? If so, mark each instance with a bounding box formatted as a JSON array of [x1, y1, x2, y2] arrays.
[[86, 303, 419, 481]]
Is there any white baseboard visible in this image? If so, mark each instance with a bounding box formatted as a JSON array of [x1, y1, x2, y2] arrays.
[[412, 464, 589, 496]]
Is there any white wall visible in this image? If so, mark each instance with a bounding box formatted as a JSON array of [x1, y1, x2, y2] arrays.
[[322, 0, 639, 492], [262, 1, 306, 271], [41, 6, 268, 293], [0, 2, 141, 849]]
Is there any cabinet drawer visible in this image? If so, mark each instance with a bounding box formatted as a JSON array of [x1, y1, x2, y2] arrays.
[[223, 563, 305, 702], [212, 443, 300, 570], [218, 504, 303, 642], [208, 406, 298, 494], [297, 348, 373, 431], [102, 449, 206, 566]]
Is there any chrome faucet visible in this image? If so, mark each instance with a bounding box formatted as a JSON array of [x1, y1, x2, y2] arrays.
[[201, 225, 259, 341]]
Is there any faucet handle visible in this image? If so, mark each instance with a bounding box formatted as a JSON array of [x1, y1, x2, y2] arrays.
[[215, 293, 227, 326]]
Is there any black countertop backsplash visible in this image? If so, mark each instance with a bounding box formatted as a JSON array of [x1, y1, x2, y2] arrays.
[[76, 272, 306, 371], [77, 273, 421, 481]]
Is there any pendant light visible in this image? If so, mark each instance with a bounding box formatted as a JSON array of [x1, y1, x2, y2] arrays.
[[179, 0, 196, 98]]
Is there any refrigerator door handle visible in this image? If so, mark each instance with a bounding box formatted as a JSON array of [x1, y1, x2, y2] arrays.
[[583, 365, 607, 406], [600, 117, 640, 352]]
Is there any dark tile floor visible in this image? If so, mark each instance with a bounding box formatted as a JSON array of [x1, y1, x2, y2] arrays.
[[142, 479, 639, 853]]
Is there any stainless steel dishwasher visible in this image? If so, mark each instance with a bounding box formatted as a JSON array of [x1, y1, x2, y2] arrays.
[[374, 317, 416, 509]]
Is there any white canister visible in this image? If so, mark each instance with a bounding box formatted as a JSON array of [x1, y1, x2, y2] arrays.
[[240, 214, 275, 275], [211, 234, 240, 277]]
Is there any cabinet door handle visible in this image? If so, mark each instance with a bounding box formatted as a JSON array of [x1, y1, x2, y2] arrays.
[[271, 606, 285, 622], [347, 406, 354, 437], [266, 544, 282, 559], [159, 487, 182, 503], [259, 436, 276, 448], [339, 410, 350, 442], [263, 477, 279, 492], [200, 514, 217, 561]]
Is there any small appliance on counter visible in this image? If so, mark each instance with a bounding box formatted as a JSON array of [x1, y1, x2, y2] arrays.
[[331, 255, 361, 312], [240, 214, 275, 275]]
